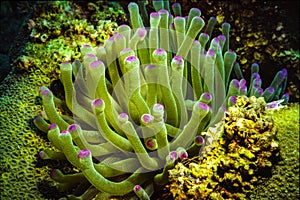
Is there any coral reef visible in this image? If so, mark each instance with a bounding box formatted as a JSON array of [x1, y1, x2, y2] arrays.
[[0, 0, 297, 199], [167, 96, 281, 199], [0, 68, 61, 199], [249, 103, 299, 199]]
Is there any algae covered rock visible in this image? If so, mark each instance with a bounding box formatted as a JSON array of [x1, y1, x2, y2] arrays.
[[168, 96, 280, 199]]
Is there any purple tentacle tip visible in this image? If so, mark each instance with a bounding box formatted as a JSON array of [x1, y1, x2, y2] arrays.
[[207, 49, 215, 56], [90, 60, 102, 68], [266, 87, 274, 93], [195, 136, 205, 145], [173, 55, 183, 64], [252, 72, 260, 79], [41, 89, 51, 96], [201, 33, 209, 37], [153, 103, 164, 112], [85, 53, 96, 58], [203, 92, 212, 101], [158, 9, 168, 14], [146, 138, 157, 150], [119, 112, 128, 118], [48, 124, 57, 130], [134, 185, 141, 192], [169, 151, 178, 161], [284, 93, 289, 98], [137, 28, 147, 38], [68, 124, 78, 133], [179, 151, 188, 160], [125, 55, 138, 62], [198, 102, 209, 110], [218, 35, 226, 41], [229, 96, 237, 104], [141, 114, 153, 124], [281, 68, 288, 77], [60, 130, 68, 135], [150, 12, 160, 18], [119, 113, 129, 123], [77, 149, 91, 159], [154, 48, 166, 55], [92, 98, 104, 107], [239, 79, 247, 87], [232, 79, 240, 88]]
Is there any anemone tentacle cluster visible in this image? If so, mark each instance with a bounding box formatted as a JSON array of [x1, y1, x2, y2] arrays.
[[33, 1, 288, 199]]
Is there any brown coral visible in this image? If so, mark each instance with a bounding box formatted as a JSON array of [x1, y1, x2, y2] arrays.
[[168, 96, 280, 200]]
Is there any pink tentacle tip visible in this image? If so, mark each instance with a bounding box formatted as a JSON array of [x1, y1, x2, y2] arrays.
[[203, 93, 212, 101], [154, 48, 166, 55], [92, 98, 104, 107], [60, 130, 68, 135], [90, 60, 102, 68], [119, 113, 129, 123], [48, 124, 57, 130], [125, 55, 138, 62], [179, 151, 188, 160], [137, 28, 147, 38], [77, 150, 91, 159], [68, 124, 78, 133], [198, 102, 209, 110], [153, 103, 164, 111], [150, 12, 160, 18], [207, 49, 215, 56], [158, 9, 168, 14], [119, 113, 128, 118], [142, 114, 152, 124], [146, 139, 156, 149], [134, 185, 141, 192], [195, 136, 205, 145], [173, 56, 183, 64], [41, 89, 51, 96], [232, 79, 240, 88], [169, 151, 178, 161]]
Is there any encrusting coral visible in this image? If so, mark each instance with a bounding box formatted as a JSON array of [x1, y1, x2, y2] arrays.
[[32, 1, 290, 199], [167, 96, 280, 199]]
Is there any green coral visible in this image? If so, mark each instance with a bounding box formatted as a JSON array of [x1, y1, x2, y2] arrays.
[[16, 1, 123, 77], [249, 103, 299, 199], [168, 96, 281, 199]]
